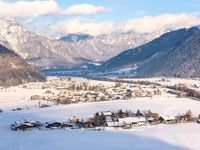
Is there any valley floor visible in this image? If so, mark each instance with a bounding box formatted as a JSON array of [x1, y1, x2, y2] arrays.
[[0, 77, 200, 150]]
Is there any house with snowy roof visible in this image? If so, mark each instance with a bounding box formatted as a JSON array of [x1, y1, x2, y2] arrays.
[[11, 119, 41, 131], [159, 115, 176, 124], [118, 117, 146, 127]]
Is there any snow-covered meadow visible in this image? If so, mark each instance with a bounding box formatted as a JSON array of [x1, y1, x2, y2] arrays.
[[1, 123, 199, 150], [0, 86, 56, 112], [0, 77, 200, 150], [1, 98, 200, 150]]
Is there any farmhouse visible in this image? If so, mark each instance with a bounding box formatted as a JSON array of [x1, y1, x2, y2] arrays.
[[98, 111, 113, 122], [118, 117, 146, 127], [45, 122, 62, 129], [106, 121, 123, 128], [159, 115, 176, 124], [11, 120, 41, 131], [61, 122, 74, 128], [147, 117, 160, 125], [11, 124, 33, 131]]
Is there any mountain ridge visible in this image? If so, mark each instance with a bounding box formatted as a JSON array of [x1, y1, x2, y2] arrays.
[[0, 44, 46, 87], [98, 27, 200, 78], [0, 18, 165, 69]]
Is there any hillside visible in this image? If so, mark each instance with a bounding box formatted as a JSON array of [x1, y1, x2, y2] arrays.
[[0, 18, 163, 69], [99, 27, 200, 78], [0, 44, 46, 87]]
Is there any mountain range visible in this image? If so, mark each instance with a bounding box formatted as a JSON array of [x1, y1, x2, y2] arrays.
[[0, 18, 199, 78], [98, 26, 200, 78], [0, 44, 46, 87], [0, 18, 164, 69]]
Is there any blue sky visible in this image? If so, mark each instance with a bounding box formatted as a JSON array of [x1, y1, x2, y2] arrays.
[[1, 0, 200, 37], [57, 0, 200, 20]]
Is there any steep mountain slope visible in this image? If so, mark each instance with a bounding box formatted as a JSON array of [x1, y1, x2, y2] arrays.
[[0, 44, 46, 87], [99, 27, 200, 78], [0, 33, 11, 49], [0, 19, 80, 68], [140, 28, 200, 78], [0, 18, 170, 69], [60, 31, 165, 62]]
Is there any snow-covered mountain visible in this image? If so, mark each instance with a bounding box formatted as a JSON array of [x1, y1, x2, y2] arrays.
[[98, 26, 200, 78], [0, 18, 165, 69], [60, 30, 165, 62], [0, 18, 82, 68]]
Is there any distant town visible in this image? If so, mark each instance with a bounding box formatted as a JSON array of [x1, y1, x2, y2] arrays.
[[27, 77, 200, 105], [0, 77, 199, 113]]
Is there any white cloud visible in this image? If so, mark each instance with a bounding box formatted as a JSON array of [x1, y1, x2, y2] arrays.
[[123, 13, 200, 33], [0, 1, 110, 18], [0, 0, 58, 18], [50, 13, 200, 36], [0, 1, 198, 37], [50, 18, 114, 36], [61, 4, 111, 16]]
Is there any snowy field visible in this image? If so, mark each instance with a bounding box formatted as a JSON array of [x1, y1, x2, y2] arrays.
[[0, 77, 200, 150], [0, 87, 54, 111], [0, 123, 199, 150], [0, 98, 200, 150]]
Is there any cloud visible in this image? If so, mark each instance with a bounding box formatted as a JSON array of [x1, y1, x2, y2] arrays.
[[50, 18, 114, 36], [0, 0, 58, 18], [0, 1, 110, 18], [0, 1, 198, 37], [50, 13, 200, 36], [123, 13, 200, 33], [61, 4, 111, 16]]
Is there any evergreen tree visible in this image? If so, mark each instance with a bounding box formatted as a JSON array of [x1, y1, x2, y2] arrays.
[[136, 109, 142, 117]]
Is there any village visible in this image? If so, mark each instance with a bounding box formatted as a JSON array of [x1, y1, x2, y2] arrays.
[[11, 109, 200, 132], [1, 77, 200, 150], [27, 77, 200, 106], [27, 77, 174, 105], [0, 76, 199, 114], [1, 77, 200, 133]]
